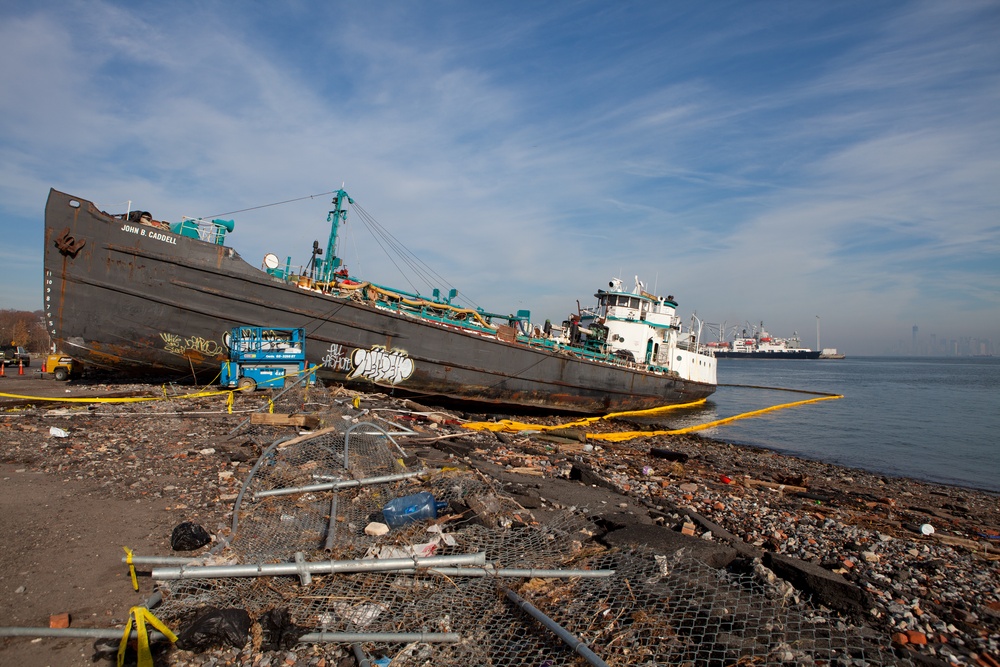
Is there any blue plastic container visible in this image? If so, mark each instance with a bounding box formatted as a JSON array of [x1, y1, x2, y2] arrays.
[[381, 492, 449, 529]]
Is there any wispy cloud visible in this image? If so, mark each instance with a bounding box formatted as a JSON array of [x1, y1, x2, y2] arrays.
[[1, 0, 997, 353]]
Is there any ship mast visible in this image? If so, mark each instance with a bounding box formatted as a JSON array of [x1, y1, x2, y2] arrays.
[[321, 188, 353, 282]]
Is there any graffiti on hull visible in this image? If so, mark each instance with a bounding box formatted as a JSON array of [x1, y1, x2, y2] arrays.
[[346, 346, 415, 385], [321, 343, 353, 372], [160, 332, 226, 358]]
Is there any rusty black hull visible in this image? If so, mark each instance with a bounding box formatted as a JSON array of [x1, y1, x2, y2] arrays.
[[43, 189, 716, 414]]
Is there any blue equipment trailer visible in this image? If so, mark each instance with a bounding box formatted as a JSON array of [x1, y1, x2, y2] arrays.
[[220, 326, 315, 391]]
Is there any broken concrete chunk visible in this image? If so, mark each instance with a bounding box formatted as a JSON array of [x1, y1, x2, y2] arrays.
[[601, 524, 739, 570], [467, 493, 503, 527], [762, 552, 872, 618]]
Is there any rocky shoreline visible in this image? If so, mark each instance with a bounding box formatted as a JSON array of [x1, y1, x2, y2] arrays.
[[1, 377, 998, 666]]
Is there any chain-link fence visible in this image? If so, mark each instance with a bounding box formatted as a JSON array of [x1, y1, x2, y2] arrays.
[[153, 416, 912, 666]]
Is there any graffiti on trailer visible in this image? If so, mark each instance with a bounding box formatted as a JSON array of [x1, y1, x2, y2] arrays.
[[322, 343, 352, 372], [160, 332, 226, 358], [347, 346, 415, 385]]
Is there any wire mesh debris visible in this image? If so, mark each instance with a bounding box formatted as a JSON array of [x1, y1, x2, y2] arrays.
[[150, 421, 913, 666]]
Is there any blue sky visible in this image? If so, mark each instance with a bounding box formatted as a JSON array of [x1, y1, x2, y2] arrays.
[[1, 1, 998, 355]]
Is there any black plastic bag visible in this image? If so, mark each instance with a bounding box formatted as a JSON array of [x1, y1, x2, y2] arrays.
[[260, 607, 306, 651], [170, 521, 211, 551], [176, 607, 251, 651]]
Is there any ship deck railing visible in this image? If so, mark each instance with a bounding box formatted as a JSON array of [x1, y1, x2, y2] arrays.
[[288, 271, 684, 373]]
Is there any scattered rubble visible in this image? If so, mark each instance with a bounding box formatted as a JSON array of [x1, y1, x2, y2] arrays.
[[0, 378, 997, 666]]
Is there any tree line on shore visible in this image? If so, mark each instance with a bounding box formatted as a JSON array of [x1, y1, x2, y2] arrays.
[[0, 309, 49, 353]]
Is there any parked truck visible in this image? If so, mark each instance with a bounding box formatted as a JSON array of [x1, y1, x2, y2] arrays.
[[220, 326, 315, 391], [1, 345, 30, 367]]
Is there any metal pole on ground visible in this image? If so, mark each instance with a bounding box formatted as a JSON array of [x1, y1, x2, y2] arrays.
[[0, 627, 172, 641], [504, 587, 609, 667], [151, 552, 488, 581]]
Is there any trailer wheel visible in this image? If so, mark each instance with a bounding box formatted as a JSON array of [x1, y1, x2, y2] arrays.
[[54, 367, 69, 381], [237, 377, 256, 392]]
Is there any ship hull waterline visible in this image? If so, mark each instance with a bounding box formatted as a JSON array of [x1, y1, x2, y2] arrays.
[[713, 351, 822, 359], [43, 189, 716, 414]]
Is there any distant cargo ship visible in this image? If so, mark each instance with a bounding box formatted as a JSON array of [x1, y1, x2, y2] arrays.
[[706, 322, 822, 359]]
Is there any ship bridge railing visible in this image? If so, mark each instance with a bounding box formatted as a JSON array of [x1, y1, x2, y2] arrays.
[[170, 216, 233, 245], [676, 339, 712, 356]]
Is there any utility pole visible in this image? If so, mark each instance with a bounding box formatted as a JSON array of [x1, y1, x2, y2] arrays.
[[816, 315, 820, 351]]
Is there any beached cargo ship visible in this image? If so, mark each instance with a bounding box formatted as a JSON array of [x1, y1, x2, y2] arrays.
[[43, 188, 716, 413]]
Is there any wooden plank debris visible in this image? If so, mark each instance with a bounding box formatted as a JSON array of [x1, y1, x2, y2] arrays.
[[250, 413, 321, 429]]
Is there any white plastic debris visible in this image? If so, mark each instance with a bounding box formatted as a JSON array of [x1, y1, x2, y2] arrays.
[[330, 601, 387, 627], [920, 523, 935, 535], [49, 426, 69, 438], [364, 521, 390, 536]]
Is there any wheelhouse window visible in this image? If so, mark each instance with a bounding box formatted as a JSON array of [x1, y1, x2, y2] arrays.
[[606, 295, 648, 310]]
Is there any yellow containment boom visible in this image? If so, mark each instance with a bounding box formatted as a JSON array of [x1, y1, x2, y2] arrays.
[[462, 390, 843, 443]]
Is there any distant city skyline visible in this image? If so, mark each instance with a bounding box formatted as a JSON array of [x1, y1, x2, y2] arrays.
[[887, 325, 994, 357]]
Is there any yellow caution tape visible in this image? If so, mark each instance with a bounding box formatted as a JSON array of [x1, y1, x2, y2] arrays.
[[462, 394, 842, 443], [122, 546, 138, 591], [0, 388, 243, 404], [117, 606, 177, 667], [2, 361, 321, 406], [353, 395, 361, 409], [257, 363, 320, 387], [0, 393, 160, 403], [226, 391, 235, 414], [268, 398, 274, 414]]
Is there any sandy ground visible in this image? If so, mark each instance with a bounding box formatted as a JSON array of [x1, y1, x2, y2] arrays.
[[0, 374, 215, 666], [0, 464, 176, 666]]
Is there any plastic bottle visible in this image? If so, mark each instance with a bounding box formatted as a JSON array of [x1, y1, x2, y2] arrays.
[[381, 492, 449, 529]]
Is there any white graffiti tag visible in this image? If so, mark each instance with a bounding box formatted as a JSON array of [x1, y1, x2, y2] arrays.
[[347, 346, 415, 385], [160, 332, 226, 357], [322, 343, 352, 372]]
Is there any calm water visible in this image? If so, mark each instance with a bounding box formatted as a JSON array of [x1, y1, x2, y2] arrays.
[[648, 357, 1000, 493]]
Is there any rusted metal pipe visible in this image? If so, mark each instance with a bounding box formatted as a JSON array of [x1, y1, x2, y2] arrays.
[[323, 492, 339, 551]]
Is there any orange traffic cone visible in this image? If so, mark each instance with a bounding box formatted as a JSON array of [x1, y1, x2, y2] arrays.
[[19, 358, 24, 375], [1, 362, 5, 377]]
